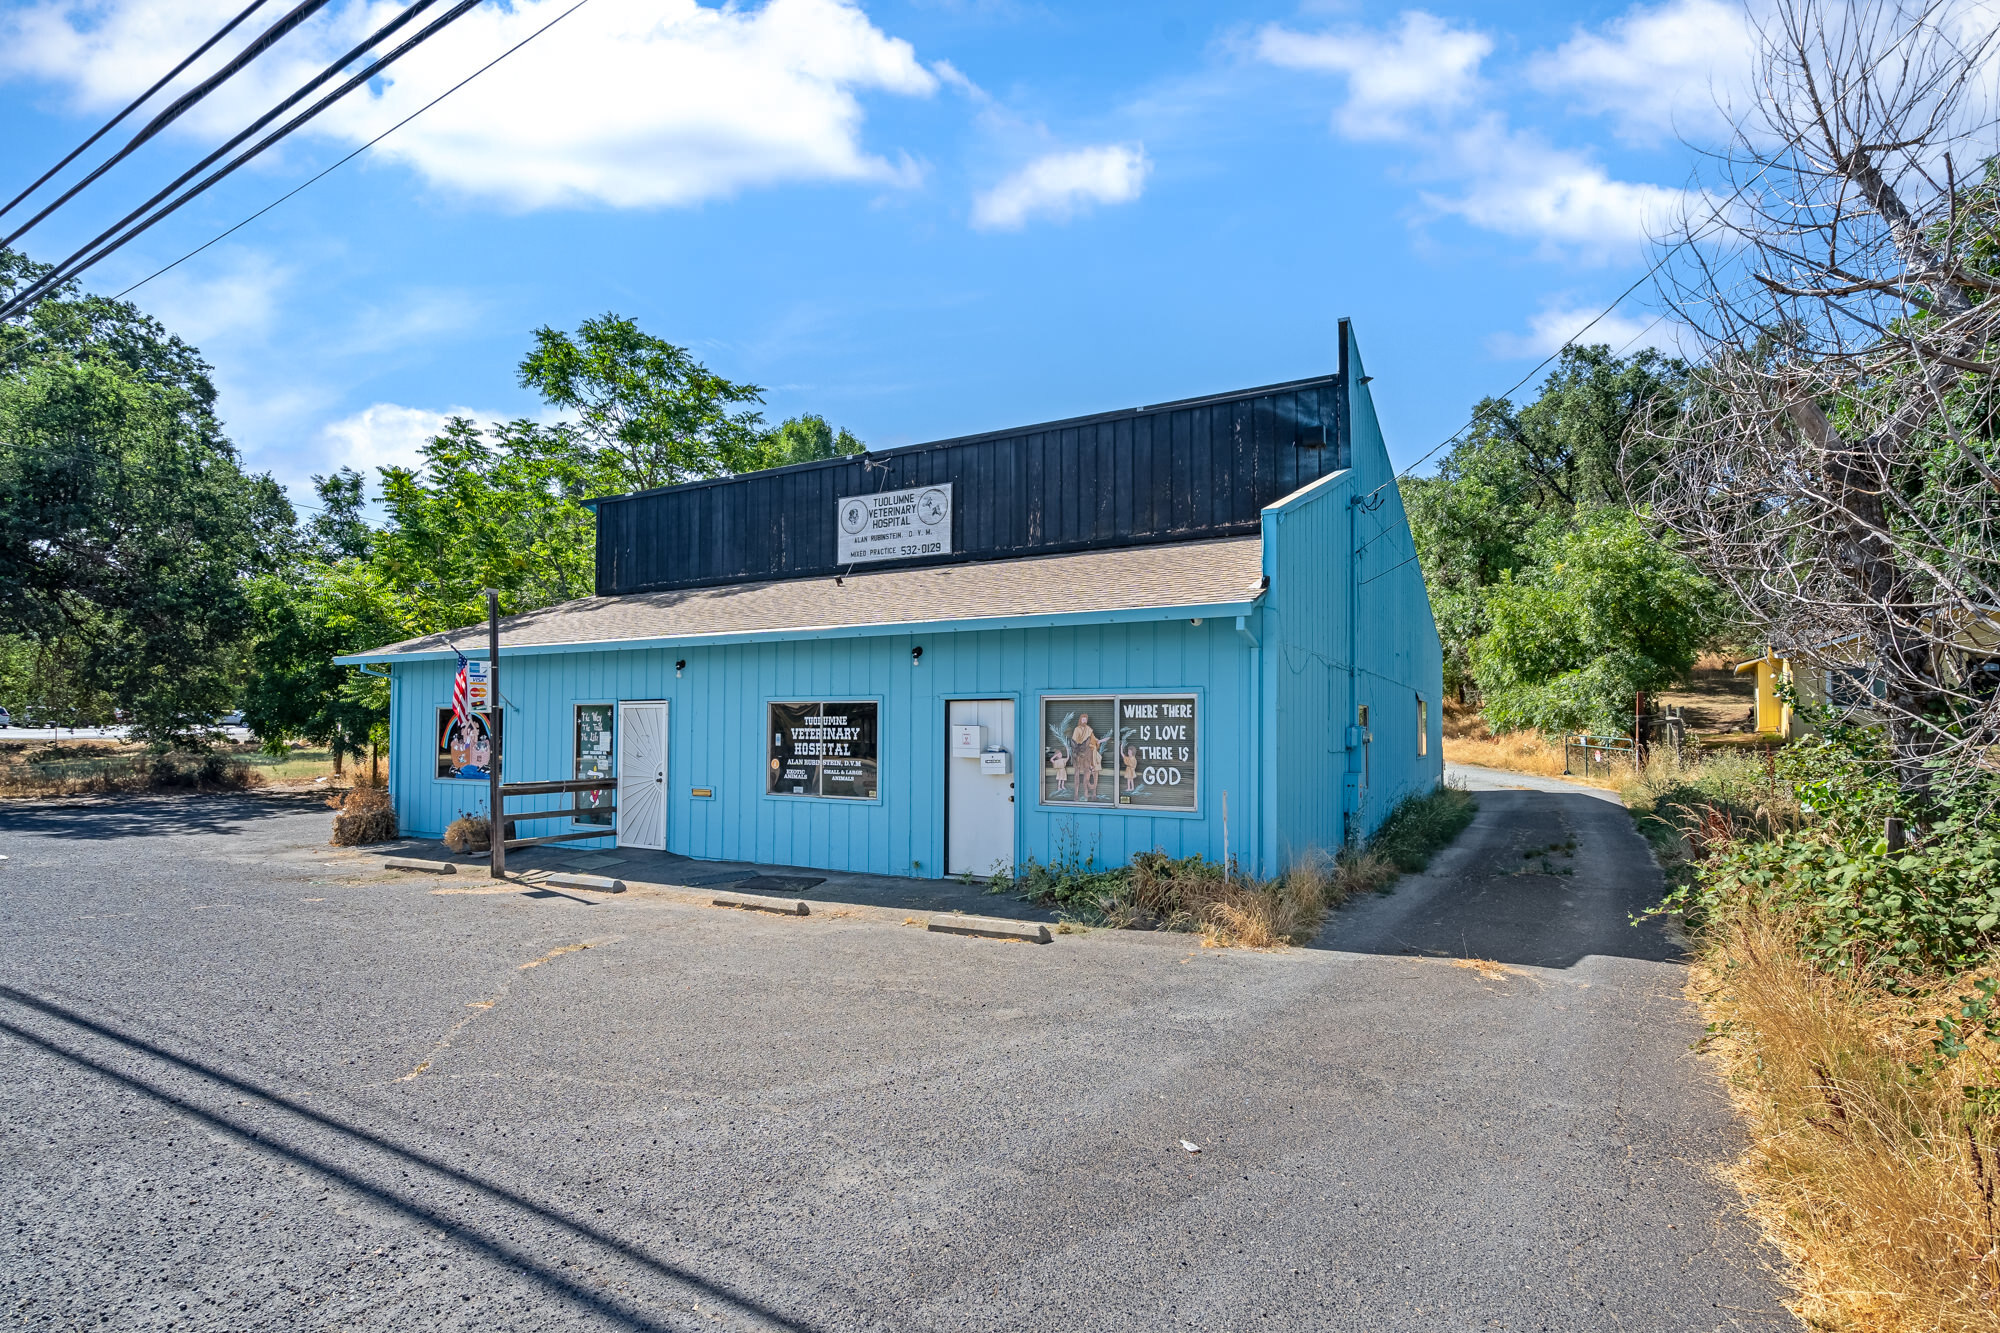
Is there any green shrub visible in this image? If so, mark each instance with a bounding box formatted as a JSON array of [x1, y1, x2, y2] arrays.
[[1368, 785, 1478, 871]]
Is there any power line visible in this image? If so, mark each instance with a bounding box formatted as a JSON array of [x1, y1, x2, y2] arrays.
[[0, 0, 486, 322], [0, 0, 276, 224], [111, 0, 596, 304], [1386, 249, 1686, 487], [1, 0, 340, 250], [1356, 308, 1679, 588]]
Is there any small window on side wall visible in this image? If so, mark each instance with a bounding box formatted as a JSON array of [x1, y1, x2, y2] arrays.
[[1417, 696, 1428, 756]]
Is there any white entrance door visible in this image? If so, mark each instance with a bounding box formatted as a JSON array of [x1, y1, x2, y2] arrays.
[[946, 699, 1015, 878], [617, 701, 668, 851]]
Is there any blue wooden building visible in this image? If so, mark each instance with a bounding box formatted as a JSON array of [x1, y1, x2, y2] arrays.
[[340, 322, 1444, 879]]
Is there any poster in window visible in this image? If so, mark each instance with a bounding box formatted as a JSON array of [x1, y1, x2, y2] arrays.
[[767, 701, 879, 799], [1114, 695, 1199, 811], [574, 704, 614, 826], [1041, 697, 1116, 806], [436, 708, 492, 780]]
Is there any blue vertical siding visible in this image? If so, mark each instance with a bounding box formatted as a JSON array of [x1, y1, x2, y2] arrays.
[[1339, 326, 1447, 831], [1260, 468, 1351, 869], [385, 616, 1262, 877], [377, 329, 1443, 884]]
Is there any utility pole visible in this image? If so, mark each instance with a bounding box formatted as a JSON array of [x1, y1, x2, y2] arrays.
[[487, 589, 505, 880]]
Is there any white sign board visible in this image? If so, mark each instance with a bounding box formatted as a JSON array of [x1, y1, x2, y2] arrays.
[[464, 659, 491, 711], [836, 484, 952, 565]]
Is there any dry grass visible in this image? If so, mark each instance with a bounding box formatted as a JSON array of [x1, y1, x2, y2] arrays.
[[443, 815, 490, 853], [0, 738, 335, 797], [329, 784, 397, 845], [0, 746, 267, 797], [1440, 706, 1608, 783], [1692, 911, 2000, 1331]]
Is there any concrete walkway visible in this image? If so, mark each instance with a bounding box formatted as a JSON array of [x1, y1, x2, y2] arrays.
[[1446, 759, 1626, 803], [379, 836, 1063, 924]]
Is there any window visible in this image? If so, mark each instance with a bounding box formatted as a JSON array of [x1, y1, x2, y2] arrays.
[[768, 701, 879, 799], [1041, 694, 1199, 812], [1825, 665, 1880, 713], [436, 708, 491, 780], [574, 705, 614, 826], [1417, 696, 1428, 756]]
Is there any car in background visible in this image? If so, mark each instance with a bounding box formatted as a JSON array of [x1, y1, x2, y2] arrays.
[[219, 711, 245, 727], [0, 707, 10, 727]]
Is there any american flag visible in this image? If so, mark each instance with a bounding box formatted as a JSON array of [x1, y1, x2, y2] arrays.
[[451, 654, 472, 729]]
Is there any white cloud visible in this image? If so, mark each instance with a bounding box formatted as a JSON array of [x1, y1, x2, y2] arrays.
[[1255, 11, 1491, 140], [1485, 300, 1678, 359], [971, 143, 1150, 231], [317, 402, 476, 478], [1253, 8, 1705, 259], [0, 0, 939, 209], [1427, 118, 1698, 257], [134, 246, 294, 345], [1528, 0, 1753, 142]]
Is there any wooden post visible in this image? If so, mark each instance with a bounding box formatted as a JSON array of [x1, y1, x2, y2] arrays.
[[487, 589, 505, 880], [1886, 816, 1906, 852]]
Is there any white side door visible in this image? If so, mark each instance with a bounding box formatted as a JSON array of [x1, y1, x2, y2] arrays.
[[617, 701, 668, 851], [946, 699, 1015, 877]]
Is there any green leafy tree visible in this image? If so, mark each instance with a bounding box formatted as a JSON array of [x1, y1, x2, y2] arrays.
[[1404, 344, 1710, 707], [240, 562, 408, 769], [0, 630, 117, 731], [517, 313, 768, 491], [758, 413, 865, 468], [0, 351, 292, 745], [304, 466, 374, 561], [370, 417, 603, 630], [1473, 511, 1722, 734], [1463, 345, 1687, 512]]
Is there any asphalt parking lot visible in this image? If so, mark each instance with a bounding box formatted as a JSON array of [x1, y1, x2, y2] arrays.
[[0, 784, 1796, 1331]]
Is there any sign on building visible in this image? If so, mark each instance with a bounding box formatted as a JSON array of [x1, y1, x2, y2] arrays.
[[464, 659, 491, 711], [1040, 693, 1199, 812], [768, 701, 880, 800], [573, 704, 614, 826], [836, 485, 952, 565]]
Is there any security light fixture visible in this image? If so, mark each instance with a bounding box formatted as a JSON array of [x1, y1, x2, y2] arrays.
[[912, 645, 924, 665], [675, 659, 686, 677]]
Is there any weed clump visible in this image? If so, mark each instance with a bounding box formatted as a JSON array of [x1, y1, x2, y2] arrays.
[[330, 785, 397, 845], [1000, 785, 1475, 947], [443, 814, 491, 854]]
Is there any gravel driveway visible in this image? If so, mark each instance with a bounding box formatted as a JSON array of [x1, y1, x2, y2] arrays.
[[0, 785, 1795, 1331]]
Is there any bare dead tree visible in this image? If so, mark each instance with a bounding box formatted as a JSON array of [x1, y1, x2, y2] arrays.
[[1645, 0, 2000, 802]]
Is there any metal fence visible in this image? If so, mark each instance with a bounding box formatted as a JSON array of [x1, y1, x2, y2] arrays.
[[1564, 733, 1637, 778]]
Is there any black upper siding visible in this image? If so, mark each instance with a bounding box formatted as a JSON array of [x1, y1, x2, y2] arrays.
[[591, 368, 1349, 597]]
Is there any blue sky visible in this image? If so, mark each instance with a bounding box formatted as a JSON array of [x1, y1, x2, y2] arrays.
[[0, 0, 1752, 504]]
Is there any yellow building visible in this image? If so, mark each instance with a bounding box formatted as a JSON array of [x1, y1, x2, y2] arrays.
[[1733, 651, 1795, 739]]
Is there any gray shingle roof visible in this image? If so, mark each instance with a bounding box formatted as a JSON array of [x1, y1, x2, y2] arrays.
[[348, 536, 1264, 660]]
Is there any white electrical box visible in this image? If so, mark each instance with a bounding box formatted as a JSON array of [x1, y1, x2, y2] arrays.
[[979, 749, 1012, 775], [950, 724, 985, 757]]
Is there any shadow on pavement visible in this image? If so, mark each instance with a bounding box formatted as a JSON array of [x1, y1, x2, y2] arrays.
[[0, 791, 327, 841], [1313, 788, 1684, 970], [386, 840, 1062, 923], [0, 985, 825, 1333]]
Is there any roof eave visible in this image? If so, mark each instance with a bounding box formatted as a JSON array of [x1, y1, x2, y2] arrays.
[[334, 594, 1266, 666]]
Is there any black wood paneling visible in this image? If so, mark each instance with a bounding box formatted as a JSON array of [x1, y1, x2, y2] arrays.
[[591, 372, 1346, 596]]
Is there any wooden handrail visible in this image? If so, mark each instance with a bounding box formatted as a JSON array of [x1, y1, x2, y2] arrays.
[[499, 777, 616, 797], [502, 805, 614, 829], [503, 828, 616, 851]]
